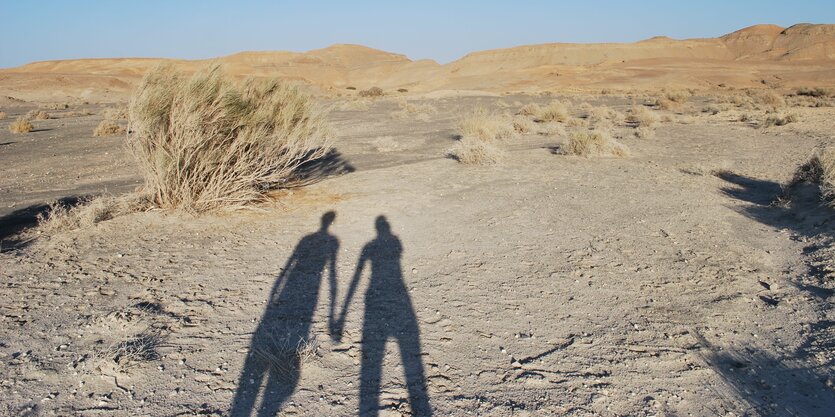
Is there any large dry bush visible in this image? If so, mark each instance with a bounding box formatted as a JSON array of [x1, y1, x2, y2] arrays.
[[9, 117, 33, 133], [787, 147, 835, 205], [127, 64, 331, 212], [562, 129, 629, 157]]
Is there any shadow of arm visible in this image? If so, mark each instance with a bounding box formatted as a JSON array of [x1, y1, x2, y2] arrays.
[[332, 247, 367, 342]]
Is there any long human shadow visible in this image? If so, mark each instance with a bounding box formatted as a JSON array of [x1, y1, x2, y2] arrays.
[[230, 211, 339, 417], [334, 216, 432, 416]]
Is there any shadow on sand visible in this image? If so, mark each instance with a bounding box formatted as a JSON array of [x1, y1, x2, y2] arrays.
[[230, 212, 339, 417], [0, 196, 85, 252], [335, 216, 432, 416], [231, 213, 431, 416]]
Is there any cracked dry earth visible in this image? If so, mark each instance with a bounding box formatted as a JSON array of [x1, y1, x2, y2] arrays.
[[1, 96, 834, 416]]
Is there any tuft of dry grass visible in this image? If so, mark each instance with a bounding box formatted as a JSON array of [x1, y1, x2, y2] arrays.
[[9, 117, 34, 133], [103, 329, 165, 371], [517, 103, 541, 116], [756, 90, 785, 109], [36, 194, 153, 234], [26, 110, 51, 120], [562, 129, 629, 157], [127, 64, 331, 212], [511, 115, 537, 134], [458, 108, 516, 141], [93, 119, 126, 137], [0, 111, 6, 120], [787, 147, 835, 205], [536, 100, 569, 122], [626, 105, 660, 127], [358, 87, 384, 98], [447, 136, 504, 165]]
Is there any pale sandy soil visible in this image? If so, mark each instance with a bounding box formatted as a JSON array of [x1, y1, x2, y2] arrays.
[[0, 96, 833, 416]]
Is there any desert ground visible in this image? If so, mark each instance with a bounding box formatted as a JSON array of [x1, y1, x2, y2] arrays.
[[1, 89, 834, 417], [1, 22, 835, 417]]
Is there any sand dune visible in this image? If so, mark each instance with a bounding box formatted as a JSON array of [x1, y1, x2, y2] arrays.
[[2, 24, 834, 102]]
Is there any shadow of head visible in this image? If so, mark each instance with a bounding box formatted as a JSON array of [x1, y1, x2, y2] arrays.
[[321, 211, 336, 230], [374, 215, 390, 234]]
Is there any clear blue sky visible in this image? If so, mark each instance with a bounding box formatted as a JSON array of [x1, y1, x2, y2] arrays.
[[1, 0, 833, 68]]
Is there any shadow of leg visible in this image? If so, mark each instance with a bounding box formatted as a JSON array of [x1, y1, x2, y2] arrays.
[[360, 333, 385, 417], [257, 355, 301, 417], [398, 327, 432, 416], [230, 356, 268, 417]]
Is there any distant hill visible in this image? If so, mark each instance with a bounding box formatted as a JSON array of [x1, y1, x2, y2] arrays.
[[2, 24, 834, 102]]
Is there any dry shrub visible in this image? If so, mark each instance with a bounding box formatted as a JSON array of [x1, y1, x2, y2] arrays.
[[103, 106, 129, 119], [634, 126, 656, 139], [458, 108, 516, 141], [46, 103, 69, 110], [796, 87, 830, 98], [787, 147, 835, 205], [562, 129, 629, 157], [37, 194, 152, 234], [537, 100, 569, 122], [447, 136, 503, 165], [0, 111, 6, 120], [756, 91, 785, 109], [586, 105, 622, 124], [762, 112, 798, 128], [565, 116, 588, 128], [537, 122, 566, 137], [127, 64, 331, 212], [626, 105, 660, 127], [103, 328, 165, 371], [511, 115, 537, 133], [26, 110, 50, 120], [517, 103, 541, 116], [93, 119, 126, 136], [9, 117, 33, 133], [358, 87, 384, 98]]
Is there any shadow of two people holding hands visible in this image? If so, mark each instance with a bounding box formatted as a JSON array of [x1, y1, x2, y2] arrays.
[[231, 212, 432, 417]]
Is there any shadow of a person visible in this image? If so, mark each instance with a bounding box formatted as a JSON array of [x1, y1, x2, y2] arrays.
[[334, 216, 432, 416], [231, 211, 339, 417]]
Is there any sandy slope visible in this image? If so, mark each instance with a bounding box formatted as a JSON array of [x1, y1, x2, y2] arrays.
[[2, 24, 835, 102], [0, 96, 833, 416]]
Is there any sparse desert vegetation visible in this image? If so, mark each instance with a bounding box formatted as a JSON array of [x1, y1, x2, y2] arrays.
[[0, 111, 6, 120], [26, 109, 50, 120], [457, 108, 515, 141]]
